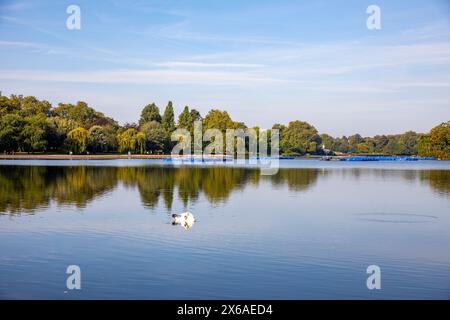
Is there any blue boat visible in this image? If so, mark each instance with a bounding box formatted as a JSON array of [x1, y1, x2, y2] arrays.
[[341, 156, 435, 161], [249, 156, 295, 160]]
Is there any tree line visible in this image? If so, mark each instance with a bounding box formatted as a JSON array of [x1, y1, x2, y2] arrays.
[[0, 94, 449, 159]]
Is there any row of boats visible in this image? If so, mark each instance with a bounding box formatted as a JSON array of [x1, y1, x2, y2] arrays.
[[164, 155, 436, 162], [163, 156, 295, 162]]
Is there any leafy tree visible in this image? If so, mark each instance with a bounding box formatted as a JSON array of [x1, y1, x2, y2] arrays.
[[140, 121, 167, 153], [419, 121, 450, 159], [178, 106, 193, 130], [136, 131, 146, 154], [372, 135, 389, 153], [418, 134, 432, 157], [333, 136, 349, 153], [320, 134, 334, 151], [272, 123, 286, 136], [139, 103, 161, 126], [67, 127, 89, 153], [347, 134, 363, 153], [21, 114, 49, 152], [398, 131, 419, 155], [87, 125, 117, 153], [0, 113, 24, 152], [280, 120, 321, 155], [162, 101, 175, 133], [203, 109, 234, 132], [356, 142, 370, 154], [0, 95, 21, 116], [117, 128, 138, 153], [45, 116, 78, 151], [18, 96, 52, 117], [54, 101, 115, 128]]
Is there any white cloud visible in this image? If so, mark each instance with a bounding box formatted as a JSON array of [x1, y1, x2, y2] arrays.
[[0, 69, 287, 86]]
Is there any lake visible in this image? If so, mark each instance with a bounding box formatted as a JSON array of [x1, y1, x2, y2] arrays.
[[0, 160, 449, 299]]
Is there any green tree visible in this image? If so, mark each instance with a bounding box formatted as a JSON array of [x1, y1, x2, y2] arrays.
[[67, 127, 89, 153], [45, 116, 78, 151], [140, 121, 167, 153], [161, 101, 175, 132], [117, 128, 138, 153], [348, 134, 363, 153], [0, 113, 25, 152], [418, 134, 432, 157], [21, 114, 49, 152], [356, 142, 370, 154], [178, 106, 193, 130], [0, 95, 21, 116], [87, 125, 117, 153], [320, 134, 334, 151], [203, 109, 234, 132], [54, 101, 115, 128], [398, 131, 419, 155], [280, 120, 321, 155], [136, 131, 146, 154], [18, 96, 52, 117], [139, 103, 161, 126]]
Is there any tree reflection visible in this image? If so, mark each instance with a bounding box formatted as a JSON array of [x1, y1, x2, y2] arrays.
[[0, 165, 313, 214], [420, 170, 450, 196], [0, 165, 447, 215]]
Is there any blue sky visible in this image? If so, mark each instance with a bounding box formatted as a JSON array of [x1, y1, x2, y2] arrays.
[[0, 0, 449, 136]]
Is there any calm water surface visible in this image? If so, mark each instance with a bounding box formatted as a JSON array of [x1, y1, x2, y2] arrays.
[[0, 160, 449, 299]]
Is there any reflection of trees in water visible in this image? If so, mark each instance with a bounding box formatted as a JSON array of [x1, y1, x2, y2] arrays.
[[1, 165, 447, 215], [0, 166, 264, 214], [0, 166, 117, 214], [269, 169, 319, 191], [420, 170, 450, 196], [318, 168, 449, 197], [0, 166, 51, 214]]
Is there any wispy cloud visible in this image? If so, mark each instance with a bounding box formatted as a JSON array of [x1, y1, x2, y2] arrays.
[[0, 40, 41, 48], [155, 61, 264, 68], [0, 1, 30, 12], [0, 39, 70, 55], [0, 69, 288, 86]]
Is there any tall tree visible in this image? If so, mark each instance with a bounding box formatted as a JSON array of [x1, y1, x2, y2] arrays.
[[21, 114, 49, 152], [139, 103, 161, 126], [67, 127, 88, 153], [136, 132, 146, 154], [140, 121, 167, 153], [0, 113, 24, 152], [117, 128, 138, 153], [161, 101, 175, 132], [178, 106, 192, 130]]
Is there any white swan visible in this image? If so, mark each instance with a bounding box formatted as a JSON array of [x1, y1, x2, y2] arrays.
[[172, 212, 196, 230]]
